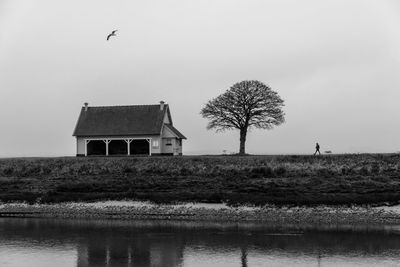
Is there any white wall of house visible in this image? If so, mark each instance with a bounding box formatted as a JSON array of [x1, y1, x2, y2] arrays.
[[175, 138, 183, 155], [163, 111, 170, 124], [150, 136, 161, 154], [161, 138, 183, 155], [76, 125, 183, 156], [162, 126, 176, 138], [161, 126, 183, 155], [77, 137, 86, 155], [161, 138, 174, 154]]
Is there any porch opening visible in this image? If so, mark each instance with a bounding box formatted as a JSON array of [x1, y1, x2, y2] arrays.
[[109, 140, 128, 155], [130, 140, 150, 155], [87, 140, 106, 156]]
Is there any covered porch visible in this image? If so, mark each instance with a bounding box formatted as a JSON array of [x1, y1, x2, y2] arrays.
[[84, 138, 152, 156]]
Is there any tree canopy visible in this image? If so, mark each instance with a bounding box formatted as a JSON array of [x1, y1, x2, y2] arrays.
[[201, 80, 285, 154]]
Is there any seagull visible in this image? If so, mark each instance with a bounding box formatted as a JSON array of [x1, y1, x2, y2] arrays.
[[107, 30, 117, 41]]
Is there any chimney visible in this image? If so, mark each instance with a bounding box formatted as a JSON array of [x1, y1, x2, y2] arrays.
[[84, 102, 89, 111], [159, 101, 165, 110]]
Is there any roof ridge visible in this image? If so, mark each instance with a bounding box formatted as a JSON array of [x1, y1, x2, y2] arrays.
[[83, 104, 168, 109]]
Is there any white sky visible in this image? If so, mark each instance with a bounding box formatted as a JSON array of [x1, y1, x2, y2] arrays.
[[0, 0, 400, 156]]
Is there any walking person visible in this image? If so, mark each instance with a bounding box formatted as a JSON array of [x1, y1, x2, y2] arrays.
[[314, 142, 321, 155]]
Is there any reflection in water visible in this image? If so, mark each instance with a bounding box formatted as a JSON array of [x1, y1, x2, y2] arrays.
[[76, 229, 184, 267], [241, 247, 248, 267], [1, 218, 400, 266]]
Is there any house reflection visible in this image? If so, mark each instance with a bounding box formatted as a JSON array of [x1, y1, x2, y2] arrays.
[[76, 233, 184, 267]]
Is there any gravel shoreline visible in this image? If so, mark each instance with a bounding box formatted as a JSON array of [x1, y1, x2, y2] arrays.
[[1, 201, 400, 225]]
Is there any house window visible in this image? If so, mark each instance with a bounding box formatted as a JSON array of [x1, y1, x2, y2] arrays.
[[152, 140, 159, 148], [177, 139, 182, 146], [166, 139, 172, 146]]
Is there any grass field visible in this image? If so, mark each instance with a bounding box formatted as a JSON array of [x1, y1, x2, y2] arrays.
[[0, 154, 399, 205]]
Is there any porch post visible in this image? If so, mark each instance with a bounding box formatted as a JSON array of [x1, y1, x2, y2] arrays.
[[125, 139, 132, 156], [104, 139, 110, 156], [127, 140, 130, 156], [148, 138, 152, 156], [85, 139, 90, 156]]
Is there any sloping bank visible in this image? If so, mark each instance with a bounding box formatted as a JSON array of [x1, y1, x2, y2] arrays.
[[1, 201, 400, 225], [0, 154, 400, 205]]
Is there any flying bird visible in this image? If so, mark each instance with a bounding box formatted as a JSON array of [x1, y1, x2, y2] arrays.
[[107, 30, 117, 41]]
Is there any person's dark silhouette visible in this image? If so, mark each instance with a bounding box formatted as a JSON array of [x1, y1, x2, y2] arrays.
[[314, 142, 321, 155]]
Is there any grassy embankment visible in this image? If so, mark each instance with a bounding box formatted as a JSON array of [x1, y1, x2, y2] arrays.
[[0, 154, 399, 205]]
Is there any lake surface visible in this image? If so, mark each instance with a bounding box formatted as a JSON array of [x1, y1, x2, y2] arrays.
[[1, 218, 400, 267]]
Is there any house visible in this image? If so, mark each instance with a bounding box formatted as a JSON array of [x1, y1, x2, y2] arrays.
[[72, 101, 186, 156]]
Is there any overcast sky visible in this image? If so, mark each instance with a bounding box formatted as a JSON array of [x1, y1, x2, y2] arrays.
[[1, 0, 399, 157]]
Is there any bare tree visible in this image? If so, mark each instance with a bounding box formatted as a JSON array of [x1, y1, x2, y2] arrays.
[[201, 80, 285, 155]]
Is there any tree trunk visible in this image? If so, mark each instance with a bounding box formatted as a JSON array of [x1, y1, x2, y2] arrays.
[[241, 246, 248, 267], [239, 128, 247, 155]]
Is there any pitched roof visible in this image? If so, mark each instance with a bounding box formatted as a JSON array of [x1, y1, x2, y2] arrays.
[[164, 124, 187, 139], [73, 104, 170, 136]]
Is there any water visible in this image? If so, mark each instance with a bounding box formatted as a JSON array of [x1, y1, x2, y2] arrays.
[[1, 218, 400, 267]]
